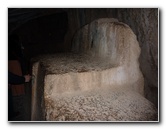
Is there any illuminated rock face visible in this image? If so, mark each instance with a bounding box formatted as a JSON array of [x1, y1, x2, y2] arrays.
[[44, 88, 157, 121], [31, 18, 157, 121], [71, 18, 144, 95]]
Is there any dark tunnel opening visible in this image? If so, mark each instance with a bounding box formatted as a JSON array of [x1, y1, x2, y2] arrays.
[[8, 9, 69, 121], [12, 11, 68, 59]]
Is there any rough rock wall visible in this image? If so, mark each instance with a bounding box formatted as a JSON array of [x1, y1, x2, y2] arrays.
[[31, 18, 158, 121], [116, 8, 158, 107], [65, 8, 158, 107], [71, 18, 144, 95]]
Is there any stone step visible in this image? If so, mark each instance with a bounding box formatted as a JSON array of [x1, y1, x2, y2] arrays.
[[31, 60, 157, 121], [45, 87, 157, 121], [30, 18, 157, 121]]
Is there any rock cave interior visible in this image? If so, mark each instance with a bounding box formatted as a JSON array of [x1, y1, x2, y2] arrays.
[[8, 8, 158, 121]]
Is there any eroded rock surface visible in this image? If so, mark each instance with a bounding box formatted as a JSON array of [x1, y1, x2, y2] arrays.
[[116, 9, 158, 107], [45, 88, 157, 121], [71, 18, 144, 95], [31, 18, 157, 121]]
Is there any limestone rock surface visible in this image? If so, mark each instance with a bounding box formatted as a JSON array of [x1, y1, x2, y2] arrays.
[[45, 87, 157, 121], [31, 18, 157, 121], [72, 18, 144, 95], [116, 9, 158, 106]]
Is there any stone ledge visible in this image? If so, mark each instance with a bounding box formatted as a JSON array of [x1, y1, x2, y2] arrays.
[[30, 18, 154, 121], [45, 87, 157, 121]]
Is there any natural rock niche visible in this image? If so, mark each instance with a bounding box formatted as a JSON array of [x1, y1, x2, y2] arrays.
[[31, 18, 157, 121]]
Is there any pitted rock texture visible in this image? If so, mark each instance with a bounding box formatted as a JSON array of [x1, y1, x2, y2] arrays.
[[31, 18, 158, 121], [32, 53, 115, 75], [45, 88, 157, 121], [71, 18, 144, 95], [116, 9, 158, 107]]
